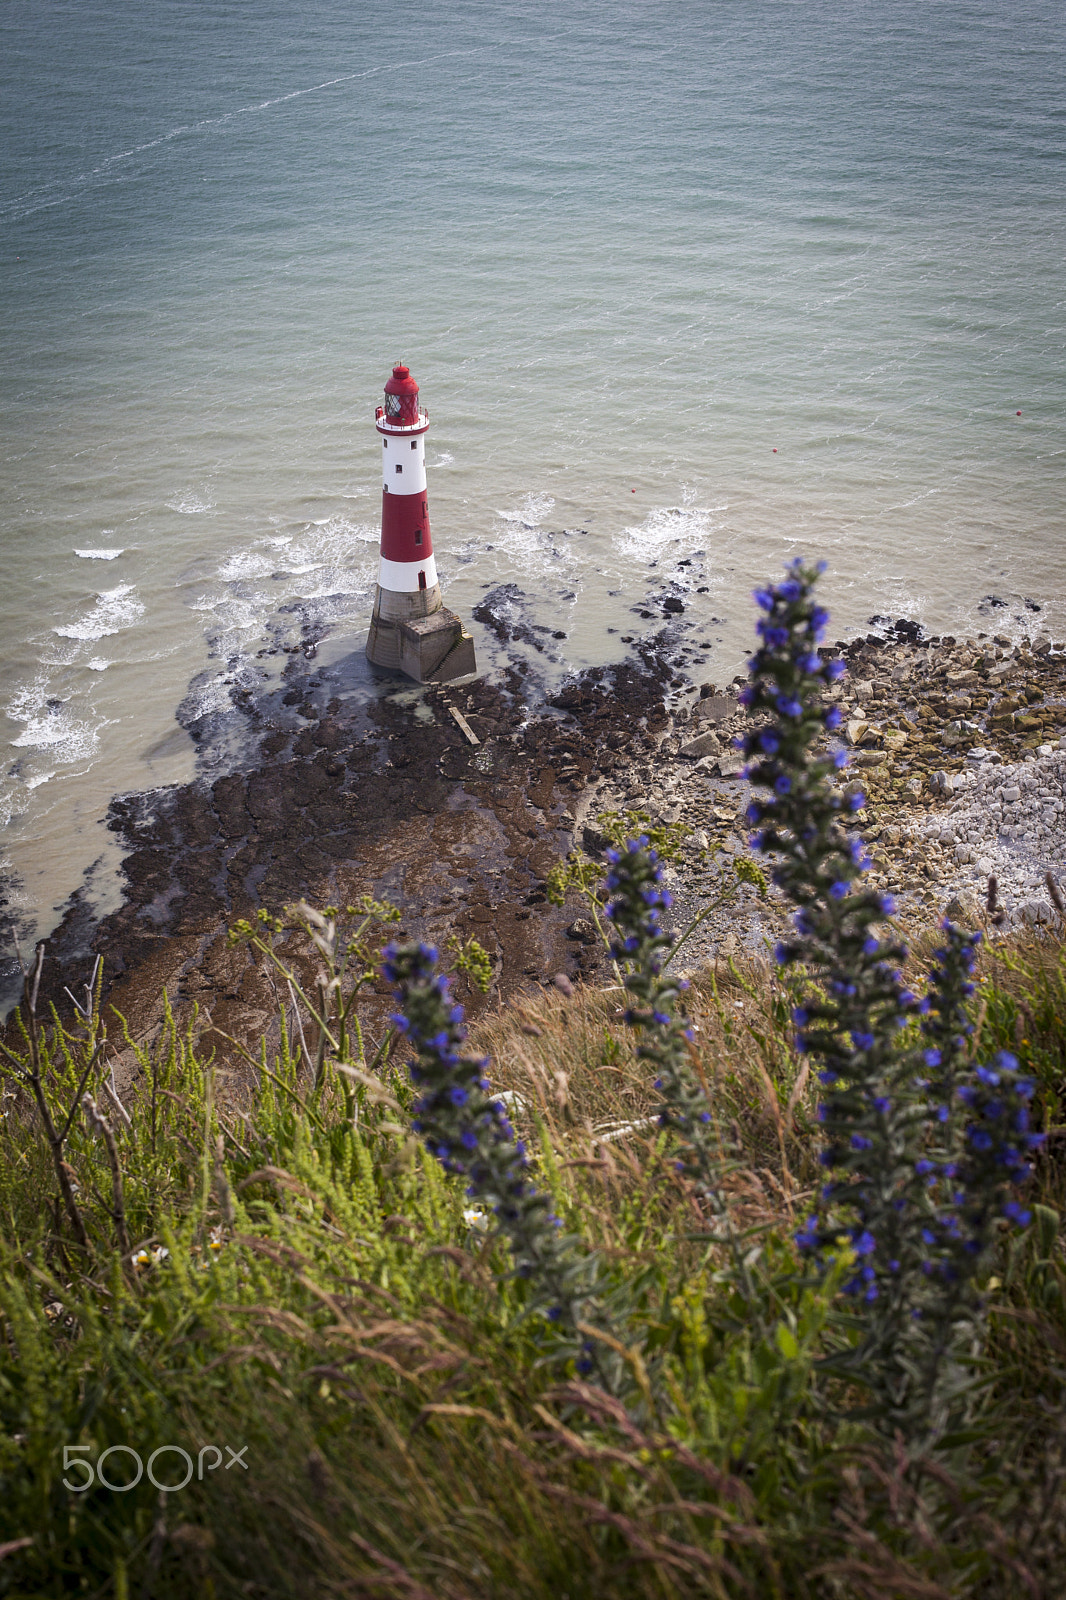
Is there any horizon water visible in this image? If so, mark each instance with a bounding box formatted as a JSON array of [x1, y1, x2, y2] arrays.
[[1, 0, 1064, 963]]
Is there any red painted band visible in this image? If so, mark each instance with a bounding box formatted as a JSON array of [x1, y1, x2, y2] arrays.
[[375, 419, 429, 438], [381, 490, 434, 562]]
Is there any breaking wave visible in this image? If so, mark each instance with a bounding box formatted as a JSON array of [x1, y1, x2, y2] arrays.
[[53, 584, 144, 642]]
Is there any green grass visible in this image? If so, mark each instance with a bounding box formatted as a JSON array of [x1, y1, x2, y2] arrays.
[[0, 921, 1063, 1597]]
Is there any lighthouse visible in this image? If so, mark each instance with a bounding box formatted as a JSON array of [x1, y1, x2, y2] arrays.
[[365, 364, 476, 683]]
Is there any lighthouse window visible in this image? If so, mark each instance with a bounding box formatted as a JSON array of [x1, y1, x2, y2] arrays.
[[410, 439, 417, 450], [418, 570, 427, 591], [415, 528, 422, 546], [395, 463, 403, 474]]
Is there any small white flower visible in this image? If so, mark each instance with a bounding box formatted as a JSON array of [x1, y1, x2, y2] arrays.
[[462, 1206, 491, 1234], [133, 1244, 169, 1269]]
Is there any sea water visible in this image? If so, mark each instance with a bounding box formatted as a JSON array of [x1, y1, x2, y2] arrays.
[[1, 0, 1064, 957]]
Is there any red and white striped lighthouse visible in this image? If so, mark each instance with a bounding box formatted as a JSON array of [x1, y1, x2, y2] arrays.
[[365, 363, 476, 683]]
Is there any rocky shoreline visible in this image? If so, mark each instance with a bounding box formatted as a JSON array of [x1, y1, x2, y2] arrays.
[[9, 613, 1066, 1051], [588, 620, 1066, 971]]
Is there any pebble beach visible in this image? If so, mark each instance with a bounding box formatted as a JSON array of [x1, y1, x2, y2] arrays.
[[10, 608, 1065, 1055]]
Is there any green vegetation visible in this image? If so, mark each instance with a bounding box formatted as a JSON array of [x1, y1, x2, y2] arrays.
[[0, 564, 1063, 1597], [0, 919, 1063, 1595]]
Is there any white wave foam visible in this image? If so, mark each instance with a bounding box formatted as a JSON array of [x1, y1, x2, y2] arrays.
[[495, 492, 556, 529], [53, 583, 143, 642], [216, 549, 278, 583], [87, 658, 111, 672], [617, 503, 720, 560], [10, 714, 99, 761], [305, 514, 378, 549], [166, 494, 214, 515], [75, 548, 124, 560], [183, 674, 235, 721]]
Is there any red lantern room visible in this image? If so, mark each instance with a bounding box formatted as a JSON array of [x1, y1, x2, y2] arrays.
[[378, 364, 422, 428]]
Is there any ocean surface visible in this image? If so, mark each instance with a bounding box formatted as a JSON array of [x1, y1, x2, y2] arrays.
[[1, 0, 1064, 962]]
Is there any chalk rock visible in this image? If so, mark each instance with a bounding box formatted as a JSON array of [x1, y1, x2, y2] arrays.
[[853, 750, 887, 768], [716, 754, 747, 779], [680, 730, 722, 760], [945, 892, 980, 923], [692, 694, 737, 727], [845, 719, 870, 746]]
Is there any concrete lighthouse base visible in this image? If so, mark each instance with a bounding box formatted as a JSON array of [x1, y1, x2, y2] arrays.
[[365, 586, 476, 683]]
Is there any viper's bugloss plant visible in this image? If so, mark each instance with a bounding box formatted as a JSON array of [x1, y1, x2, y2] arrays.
[[954, 1050, 1044, 1242], [740, 559, 1040, 1436], [743, 564, 934, 1323], [908, 1045, 1047, 1426], [602, 842, 756, 1302], [922, 1049, 1044, 1291], [921, 922, 981, 1132], [602, 844, 703, 1160], [383, 942, 604, 1377]]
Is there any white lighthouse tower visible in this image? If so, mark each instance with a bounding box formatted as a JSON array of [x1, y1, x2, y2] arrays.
[[365, 364, 476, 683]]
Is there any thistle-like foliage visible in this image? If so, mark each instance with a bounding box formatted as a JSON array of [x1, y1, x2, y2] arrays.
[[602, 841, 764, 1312], [910, 1046, 1045, 1425], [923, 1048, 1044, 1283], [953, 1050, 1044, 1244], [383, 942, 602, 1375], [602, 843, 704, 1164], [920, 924, 981, 1132]]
